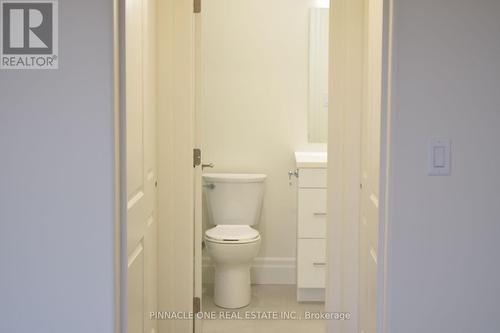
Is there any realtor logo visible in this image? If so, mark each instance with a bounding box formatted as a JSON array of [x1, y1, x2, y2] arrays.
[[1, 0, 58, 69]]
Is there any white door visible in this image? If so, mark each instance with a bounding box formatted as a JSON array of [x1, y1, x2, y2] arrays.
[[126, 0, 158, 332], [359, 0, 383, 332]]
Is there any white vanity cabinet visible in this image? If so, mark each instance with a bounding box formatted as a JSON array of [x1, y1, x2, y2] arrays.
[[294, 152, 327, 302]]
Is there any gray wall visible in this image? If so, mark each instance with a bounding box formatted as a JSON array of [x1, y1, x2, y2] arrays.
[[386, 0, 500, 331], [0, 1, 116, 332]]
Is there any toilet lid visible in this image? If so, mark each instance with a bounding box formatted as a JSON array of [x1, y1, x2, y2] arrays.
[[205, 225, 260, 242]]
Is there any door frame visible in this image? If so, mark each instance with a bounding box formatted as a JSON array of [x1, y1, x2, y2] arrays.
[[325, 0, 394, 333], [376, 0, 395, 331], [114, 0, 396, 331], [114, 0, 125, 332]]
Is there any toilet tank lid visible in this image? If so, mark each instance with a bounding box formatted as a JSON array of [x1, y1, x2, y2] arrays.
[[203, 173, 267, 183]]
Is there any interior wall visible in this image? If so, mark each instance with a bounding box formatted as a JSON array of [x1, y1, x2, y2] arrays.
[[384, 0, 500, 331], [0, 0, 116, 332], [201, 0, 325, 278]]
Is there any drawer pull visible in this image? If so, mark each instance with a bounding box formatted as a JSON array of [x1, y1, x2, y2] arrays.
[[313, 212, 327, 216], [313, 262, 327, 266]]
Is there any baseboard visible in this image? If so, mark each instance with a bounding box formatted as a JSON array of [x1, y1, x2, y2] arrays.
[[202, 257, 296, 285]]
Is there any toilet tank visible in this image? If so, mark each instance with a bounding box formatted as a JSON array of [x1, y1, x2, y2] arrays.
[[203, 173, 266, 226]]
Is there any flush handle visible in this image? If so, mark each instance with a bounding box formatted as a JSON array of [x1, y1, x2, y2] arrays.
[[202, 163, 215, 170]]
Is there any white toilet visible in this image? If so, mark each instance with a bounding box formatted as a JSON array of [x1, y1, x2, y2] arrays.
[[203, 173, 266, 309]]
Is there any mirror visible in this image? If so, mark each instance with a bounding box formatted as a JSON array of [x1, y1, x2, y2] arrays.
[[308, 8, 329, 143]]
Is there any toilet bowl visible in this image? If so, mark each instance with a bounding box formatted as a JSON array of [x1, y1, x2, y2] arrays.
[[203, 173, 266, 309], [205, 225, 261, 308]]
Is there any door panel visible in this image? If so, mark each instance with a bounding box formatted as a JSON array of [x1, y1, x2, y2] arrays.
[[128, 243, 145, 333], [126, 0, 158, 332], [359, 0, 383, 332]]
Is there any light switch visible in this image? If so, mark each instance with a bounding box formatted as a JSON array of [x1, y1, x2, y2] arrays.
[[429, 138, 451, 176], [433, 146, 446, 168]]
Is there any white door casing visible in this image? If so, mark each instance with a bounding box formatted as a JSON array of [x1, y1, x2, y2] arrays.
[[126, 0, 158, 332]]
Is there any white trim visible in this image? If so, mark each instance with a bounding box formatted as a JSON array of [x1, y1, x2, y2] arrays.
[[377, 0, 395, 332], [202, 257, 297, 285], [114, 0, 125, 332]]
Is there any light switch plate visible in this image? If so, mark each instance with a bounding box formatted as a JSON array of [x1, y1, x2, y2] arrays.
[[429, 138, 451, 176]]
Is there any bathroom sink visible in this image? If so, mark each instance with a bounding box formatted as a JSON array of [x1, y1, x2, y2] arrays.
[[294, 152, 327, 168]]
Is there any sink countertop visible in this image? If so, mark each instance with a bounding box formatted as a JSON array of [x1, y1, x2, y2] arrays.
[[294, 151, 327, 168]]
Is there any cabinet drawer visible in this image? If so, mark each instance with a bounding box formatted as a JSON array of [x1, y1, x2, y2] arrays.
[[297, 239, 326, 288], [298, 168, 327, 188], [298, 188, 327, 238]]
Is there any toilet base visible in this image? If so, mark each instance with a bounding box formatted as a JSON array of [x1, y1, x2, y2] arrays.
[[205, 238, 261, 309], [213, 263, 251, 308]]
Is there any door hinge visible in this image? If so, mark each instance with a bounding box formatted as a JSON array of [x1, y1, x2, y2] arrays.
[[193, 297, 201, 314], [194, 0, 201, 13], [193, 148, 202, 168]]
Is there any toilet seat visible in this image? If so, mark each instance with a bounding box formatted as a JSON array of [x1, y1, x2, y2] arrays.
[[205, 225, 260, 244]]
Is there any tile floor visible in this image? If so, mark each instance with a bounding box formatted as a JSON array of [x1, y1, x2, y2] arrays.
[[201, 285, 326, 333]]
